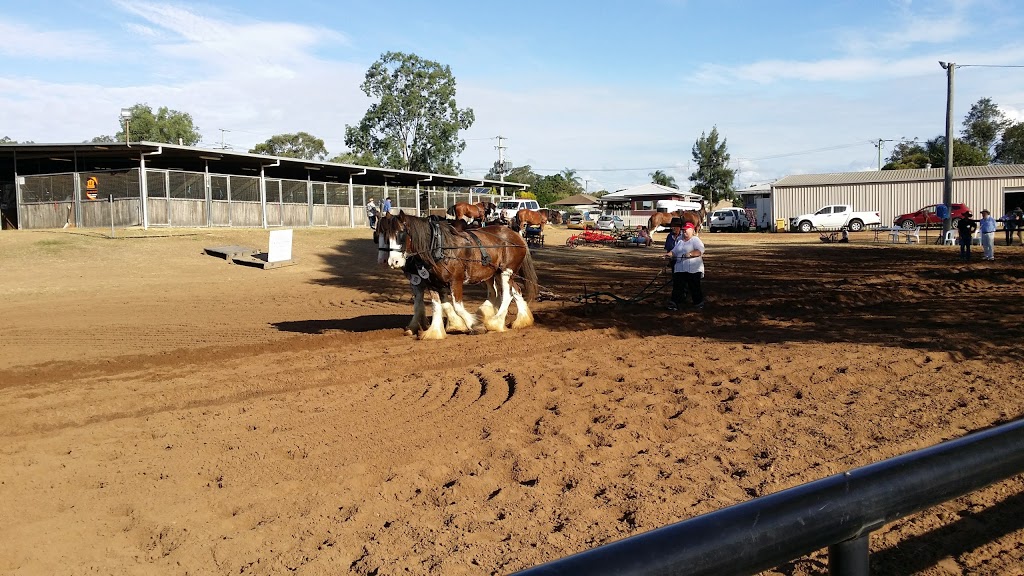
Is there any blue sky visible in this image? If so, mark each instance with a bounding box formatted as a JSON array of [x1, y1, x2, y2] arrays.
[[3, 0, 1024, 192]]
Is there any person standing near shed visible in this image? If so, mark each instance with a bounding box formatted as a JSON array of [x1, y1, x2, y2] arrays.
[[366, 197, 379, 230], [382, 196, 392, 215], [957, 211, 977, 261], [979, 209, 996, 260], [664, 221, 705, 311], [1014, 207, 1024, 245], [999, 208, 1017, 246]]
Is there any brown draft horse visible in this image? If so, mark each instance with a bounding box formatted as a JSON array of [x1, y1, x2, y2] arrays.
[[510, 208, 548, 233], [376, 214, 466, 337], [380, 211, 538, 339], [447, 201, 497, 225]]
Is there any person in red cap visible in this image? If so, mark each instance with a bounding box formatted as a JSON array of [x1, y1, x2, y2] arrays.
[[664, 220, 705, 310]]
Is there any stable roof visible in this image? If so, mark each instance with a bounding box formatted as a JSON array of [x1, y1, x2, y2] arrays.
[[0, 142, 527, 190]]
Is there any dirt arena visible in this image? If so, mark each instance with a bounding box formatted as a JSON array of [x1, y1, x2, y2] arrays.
[[2, 224, 1024, 575]]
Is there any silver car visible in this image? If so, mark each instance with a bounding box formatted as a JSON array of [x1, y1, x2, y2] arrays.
[[595, 214, 624, 232]]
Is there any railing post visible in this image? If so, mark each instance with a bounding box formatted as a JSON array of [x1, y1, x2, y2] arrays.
[[828, 534, 870, 576]]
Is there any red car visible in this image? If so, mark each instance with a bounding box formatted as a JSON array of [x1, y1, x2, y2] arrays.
[[894, 203, 970, 229]]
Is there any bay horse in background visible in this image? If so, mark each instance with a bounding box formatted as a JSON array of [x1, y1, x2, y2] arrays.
[[380, 211, 539, 339], [447, 201, 497, 225], [510, 209, 548, 233], [376, 213, 468, 338], [538, 208, 563, 225]]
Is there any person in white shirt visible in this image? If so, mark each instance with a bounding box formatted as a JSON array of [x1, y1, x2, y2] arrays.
[[366, 198, 379, 230], [664, 221, 705, 311]]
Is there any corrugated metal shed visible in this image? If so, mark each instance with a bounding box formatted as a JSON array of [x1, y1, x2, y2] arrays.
[[774, 165, 1024, 187], [772, 165, 1024, 230]]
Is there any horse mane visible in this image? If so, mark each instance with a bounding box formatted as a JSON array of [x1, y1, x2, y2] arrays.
[[402, 213, 440, 266]]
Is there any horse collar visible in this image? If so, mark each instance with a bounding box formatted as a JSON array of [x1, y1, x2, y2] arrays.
[[465, 230, 491, 266], [428, 220, 444, 261]]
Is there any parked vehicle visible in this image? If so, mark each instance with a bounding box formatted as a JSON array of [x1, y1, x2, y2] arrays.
[[790, 204, 882, 233], [894, 203, 970, 229], [497, 198, 540, 221], [566, 212, 598, 230], [595, 214, 625, 232], [709, 208, 751, 232]]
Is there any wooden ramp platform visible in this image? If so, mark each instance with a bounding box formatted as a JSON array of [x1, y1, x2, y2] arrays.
[[231, 253, 297, 269], [204, 245, 258, 261]]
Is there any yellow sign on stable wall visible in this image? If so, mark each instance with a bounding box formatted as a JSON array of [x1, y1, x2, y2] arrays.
[[85, 176, 98, 200]]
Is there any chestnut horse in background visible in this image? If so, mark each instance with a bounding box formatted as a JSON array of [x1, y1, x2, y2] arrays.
[[447, 201, 497, 225], [647, 199, 708, 232], [538, 208, 563, 225], [681, 199, 708, 231], [510, 209, 548, 233], [647, 211, 681, 231]]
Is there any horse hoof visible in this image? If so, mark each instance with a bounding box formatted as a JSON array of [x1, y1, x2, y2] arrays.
[[404, 329, 415, 337], [419, 329, 446, 340], [483, 318, 508, 332]]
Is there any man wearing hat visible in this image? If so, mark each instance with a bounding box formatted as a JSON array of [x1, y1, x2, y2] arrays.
[[956, 211, 977, 261], [664, 220, 705, 311], [366, 197, 379, 230], [978, 209, 996, 260], [663, 217, 683, 252]]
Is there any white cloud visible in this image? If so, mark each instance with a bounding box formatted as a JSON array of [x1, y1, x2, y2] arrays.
[[115, 1, 349, 79], [0, 19, 112, 60]]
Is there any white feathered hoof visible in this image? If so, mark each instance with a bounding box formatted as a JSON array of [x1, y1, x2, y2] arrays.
[[419, 326, 447, 340], [478, 301, 496, 321], [483, 316, 508, 332], [404, 328, 416, 337], [511, 309, 534, 329]]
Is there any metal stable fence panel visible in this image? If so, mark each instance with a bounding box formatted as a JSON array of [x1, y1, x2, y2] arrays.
[[16, 167, 514, 229]]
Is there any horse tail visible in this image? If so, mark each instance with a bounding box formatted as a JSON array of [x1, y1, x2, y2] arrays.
[[518, 249, 539, 302], [647, 215, 655, 230], [446, 204, 456, 217]]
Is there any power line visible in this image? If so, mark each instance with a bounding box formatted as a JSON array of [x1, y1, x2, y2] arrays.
[[957, 64, 1024, 68]]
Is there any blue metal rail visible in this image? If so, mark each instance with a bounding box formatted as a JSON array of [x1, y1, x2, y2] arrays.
[[513, 417, 1024, 576]]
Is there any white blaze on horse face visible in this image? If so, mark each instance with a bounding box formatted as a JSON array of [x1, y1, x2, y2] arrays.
[[387, 235, 406, 268], [377, 232, 390, 265]]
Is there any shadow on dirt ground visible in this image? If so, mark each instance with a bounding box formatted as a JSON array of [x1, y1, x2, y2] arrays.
[[311, 236, 1024, 363]]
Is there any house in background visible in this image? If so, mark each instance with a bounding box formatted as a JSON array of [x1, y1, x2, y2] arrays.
[[737, 182, 774, 230], [600, 183, 705, 226]]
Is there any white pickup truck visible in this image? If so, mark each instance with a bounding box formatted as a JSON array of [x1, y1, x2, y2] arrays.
[[790, 204, 881, 233]]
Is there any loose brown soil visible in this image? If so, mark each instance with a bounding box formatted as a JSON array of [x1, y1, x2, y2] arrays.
[[2, 226, 1024, 576]]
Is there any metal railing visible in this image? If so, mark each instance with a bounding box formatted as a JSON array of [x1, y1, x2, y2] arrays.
[[514, 417, 1024, 576]]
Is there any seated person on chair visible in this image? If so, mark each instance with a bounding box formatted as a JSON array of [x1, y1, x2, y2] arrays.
[[631, 225, 652, 246]]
